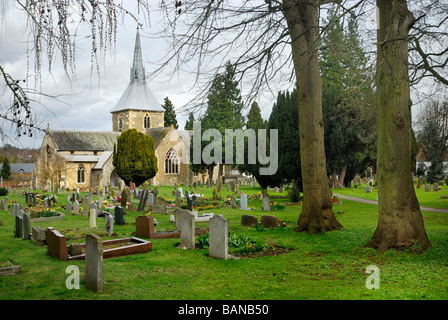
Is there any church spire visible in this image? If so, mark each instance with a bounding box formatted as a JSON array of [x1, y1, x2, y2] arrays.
[[130, 27, 145, 85]]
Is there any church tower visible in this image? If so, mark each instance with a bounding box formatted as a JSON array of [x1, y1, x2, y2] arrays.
[[111, 28, 165, 133]]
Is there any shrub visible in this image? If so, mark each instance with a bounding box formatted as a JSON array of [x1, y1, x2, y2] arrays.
[[0, 187, 8, 196]]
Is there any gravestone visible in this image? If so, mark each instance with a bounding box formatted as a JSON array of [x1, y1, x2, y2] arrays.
[[173, 208, 184, 231], [161, 201, 167, 215], [433, 183, 439, 192], [417, 178, 423, 189], [364, 186, 372, 193], [73, 200, 80, 215], [175, 197, 181, 208], [67, 202, 72, 215], [85, 234, 103, 292], [121, 189, 128, 208], [153, 188, 159, 204], [115, 206, 124, 225], [128, 203, 137, 212], [46, 227, 68, 261], [261, 215, 280, 229], [22, 213, 31, 240], [425, 184, 431, 192], [241, 215, 258, 227], [105, 213, 114, 236], [187, 197, 193, 211], [14, 215, 23, 238], [32, 226, 46, 246], [230, 196, 237, 209], [3, 196, 7, 211], [240, 194, 248, 210], [209, 215, 229, 260], [82, 197, 90, 217], [148, 192, 154, 206], [180, 211, 195, 250], [89, 209, 97, 229], [138, 189, 148, 212], [262, 197, 271, 211]]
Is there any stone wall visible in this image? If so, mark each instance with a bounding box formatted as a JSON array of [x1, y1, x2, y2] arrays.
[[112, 110, 164, 133]]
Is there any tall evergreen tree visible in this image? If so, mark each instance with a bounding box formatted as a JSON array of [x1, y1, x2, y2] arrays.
[[0, 158, 11, 180], [113, 129, 158, 187], [246, 101, 267, 130], [184, 112, 195, 130], [320, 12, 376, 188], [193, 61, 245, 180], [162, 97, 179, 129]]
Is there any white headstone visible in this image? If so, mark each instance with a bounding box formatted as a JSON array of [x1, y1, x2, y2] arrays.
[[240, 194, 248, 210]]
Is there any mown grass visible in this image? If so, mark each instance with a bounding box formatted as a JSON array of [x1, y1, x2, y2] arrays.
[[333, 183, 448, 209], [0, 184, 447, 300]]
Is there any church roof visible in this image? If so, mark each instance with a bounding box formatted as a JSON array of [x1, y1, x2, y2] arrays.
[[145, 127, 191, 149], [111, 28, 164, 113], [49, 130, 120, 151]]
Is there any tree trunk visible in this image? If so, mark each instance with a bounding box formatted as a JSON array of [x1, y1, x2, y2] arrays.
[[282, 1, 342, 233], [365, 0, 431, 251], [338, 165, 347, 188]]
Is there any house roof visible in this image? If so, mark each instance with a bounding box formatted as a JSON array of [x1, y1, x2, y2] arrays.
[[110, 28, 163, 113], [0, 163, 35, 174], [49, 130, 120, 151]]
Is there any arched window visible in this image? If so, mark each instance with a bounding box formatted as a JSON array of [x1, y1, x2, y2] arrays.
[[165, 149, 179, 174], [118, 117, 123, 131], [144, 114, 150, 129], [77, 165, 85, 183]]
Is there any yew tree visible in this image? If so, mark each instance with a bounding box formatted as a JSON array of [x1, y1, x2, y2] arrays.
[[113, 129, 158, 187]]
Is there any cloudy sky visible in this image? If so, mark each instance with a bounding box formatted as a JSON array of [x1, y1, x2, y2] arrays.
[[0, 2, 281, 150]]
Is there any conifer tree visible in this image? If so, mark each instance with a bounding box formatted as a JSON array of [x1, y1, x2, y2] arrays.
[[113, 129, 158, 187], [0, 158, 11, 180], [162, 97, 179, 129], [184, 112, 195, 130]]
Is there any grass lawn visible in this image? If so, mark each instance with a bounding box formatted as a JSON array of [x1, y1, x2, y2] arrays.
[[0, 184, 447, 301], [333, 183, 448, 209]]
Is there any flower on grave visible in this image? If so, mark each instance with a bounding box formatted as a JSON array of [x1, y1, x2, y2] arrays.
[[146, 212, 151, 215]]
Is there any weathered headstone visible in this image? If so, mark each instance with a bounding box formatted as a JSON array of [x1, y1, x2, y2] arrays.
[[364, 186, 372, 193], [32, 226, 46, 246], [262, 197, 271, 211], [230, 196, 237, 209], [85, 234, 103, 292], [261, 215, 280, 229], [161, 201, 167, 215], [180, 211, 195, 250], [241, 215, 258, 227], [105, 213, 114, 235], [187, 197, 193, 211], [433, 183, 439, 192], [89, 209, 97, 229], [425, 184, 431, 192], [73, 200, 80, 215], [209, 215, 229, 260], [82, 197, 90, 217], [3, 196, 7, 211]]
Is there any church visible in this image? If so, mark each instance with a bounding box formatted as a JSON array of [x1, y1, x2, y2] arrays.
[[32, 29, 216, 190]]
